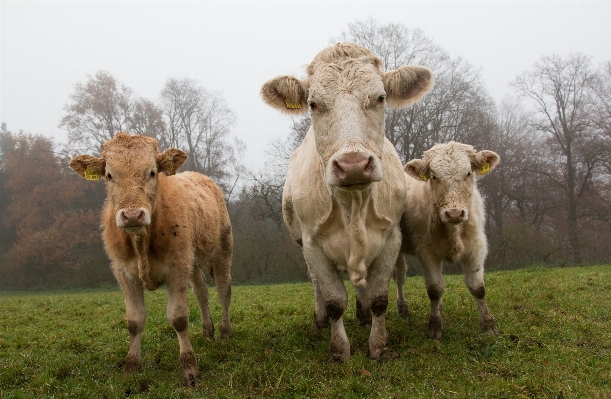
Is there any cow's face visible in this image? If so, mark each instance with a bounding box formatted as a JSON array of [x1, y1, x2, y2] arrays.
[[404, 142, 499, 224], [69, 133, 187, 235], [261, 43, 433, 190]]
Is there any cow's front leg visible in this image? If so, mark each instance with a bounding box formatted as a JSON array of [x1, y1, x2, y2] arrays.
[[305, 245, 350, 362], [421, 255, 445, 340], [115, 266, 146, 374], [167, 273, 200, 387], [366, 237, 399, 360], [463, 256, 499, 335]]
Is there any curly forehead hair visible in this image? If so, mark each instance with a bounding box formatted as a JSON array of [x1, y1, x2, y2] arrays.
[[102, 133, 159, 154], [424, 141, 476, 161], [306, 43, 383, 76]]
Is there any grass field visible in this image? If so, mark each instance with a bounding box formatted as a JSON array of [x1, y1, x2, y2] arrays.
[[1, 266, 610, 398]]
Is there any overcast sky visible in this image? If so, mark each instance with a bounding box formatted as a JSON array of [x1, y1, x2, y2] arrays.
[[1, 1, 610, 170]]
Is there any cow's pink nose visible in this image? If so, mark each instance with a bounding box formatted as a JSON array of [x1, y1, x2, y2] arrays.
[[332, 154, 374, 185], [445, 209, 465, 223], [120, 209, 145, 227]]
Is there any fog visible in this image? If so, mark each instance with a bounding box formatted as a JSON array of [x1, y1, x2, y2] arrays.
[[2, 1, 610, 170]]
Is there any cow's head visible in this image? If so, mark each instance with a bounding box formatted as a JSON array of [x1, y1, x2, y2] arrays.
[[69, 133, 187, 235], [404, 142, 499, 224], [261, 42, 433, 190]]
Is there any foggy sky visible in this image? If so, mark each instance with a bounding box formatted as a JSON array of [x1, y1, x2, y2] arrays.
[[1, 1, 610, 170]]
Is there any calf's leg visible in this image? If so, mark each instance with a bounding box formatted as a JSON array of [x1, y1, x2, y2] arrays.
[[355, 285, 371, 326], [463, 256, 499, 335], [167, 273, 200, 387], [116, 267, 146, 374], [421, 256, 445, 340], [213, 262, 233, 338], [191, 267, 215, 338], [308, 263, 330, 329], [394, 252, 410, 320]]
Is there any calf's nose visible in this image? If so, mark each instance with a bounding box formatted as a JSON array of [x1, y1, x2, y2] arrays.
[[120, 209, 146, 227], [332, 154, 374, 185], [445, 209, 465, 223]]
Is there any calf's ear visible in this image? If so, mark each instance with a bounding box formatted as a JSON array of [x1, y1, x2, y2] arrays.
[[471, 150, 500, 177], [383, 66, 434, 109], [404, 159, 430, 182], [69, 155, 105, 181], [260, 75, 309, 115], [157, 148, 188, 176]]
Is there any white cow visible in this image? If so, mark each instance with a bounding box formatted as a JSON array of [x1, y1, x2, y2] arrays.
[[261, 43, 433, 361], [395, 141, 500, 339]]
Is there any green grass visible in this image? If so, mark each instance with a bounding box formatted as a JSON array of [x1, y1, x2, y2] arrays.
[[1, 266, 610, 398]]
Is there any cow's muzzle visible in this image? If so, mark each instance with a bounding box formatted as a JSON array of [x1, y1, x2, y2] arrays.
[[441, 208, 468, 224], [116, 208, 151, 231], [328, 151, 382, 187]]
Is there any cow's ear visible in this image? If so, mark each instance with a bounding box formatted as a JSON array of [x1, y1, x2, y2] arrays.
[[69, 155, 105, 181], [157, 148, 187, 176], [383, 66, 434, 109], [471, 150, 500, 177], [260, 75, 309, 115], [404, 159, 430, 182]]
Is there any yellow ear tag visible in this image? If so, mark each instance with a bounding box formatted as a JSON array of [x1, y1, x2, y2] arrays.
[[480, 162, 490, 175], [285, 100, 301, 109], [84, 169, 100, 181], [167, 163, 174, 171], [419, 172, 429, 181]]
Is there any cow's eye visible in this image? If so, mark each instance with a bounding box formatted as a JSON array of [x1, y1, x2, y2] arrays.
[[309, 102, 318, 111], [150, 171, 156, 179], [106, 173, 112, 181], [377, 95, 386, 104], [467, 171, 472, 178]]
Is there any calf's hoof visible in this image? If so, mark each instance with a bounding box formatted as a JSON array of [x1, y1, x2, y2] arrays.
[[220, 324, 232, 339], [202, 323, 215, 338], [180, 351, 200, 388], [123, 354, 142, 375], [369, 347, 399, 361], [313, 312, 330, 329], [397, 301, 410, 320], [480, 315, 500, 336], [329, 351, 350, 363], [428, 316, 443, 341]]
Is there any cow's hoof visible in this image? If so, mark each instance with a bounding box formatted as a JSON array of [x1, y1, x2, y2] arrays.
[[371, 347, 399, 361], [397, 302, 410, 320], [124, 354, 142, 375], [180, 351, 200, 387], [329, 352, 350, 363], [313, 313, 330, 329], [480, 314, 500, 336], [202, 324, 215, 338], [220, 324, 232, 339], [428, 316, 443, 341]]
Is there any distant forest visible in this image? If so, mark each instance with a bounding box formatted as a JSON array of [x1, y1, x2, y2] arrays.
[[1, 19, 610, 290]]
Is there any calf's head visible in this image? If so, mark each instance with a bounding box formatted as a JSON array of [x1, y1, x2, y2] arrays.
[[404, 142, 499, 224], [69, 133, 187, 234], [261, 43, 433, 189]]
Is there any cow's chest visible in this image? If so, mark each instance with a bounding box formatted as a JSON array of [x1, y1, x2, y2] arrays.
[[318, 227, 388, 270]]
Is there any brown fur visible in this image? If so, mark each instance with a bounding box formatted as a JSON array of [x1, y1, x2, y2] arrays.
[[261, 43, 434, 362], [69, 133, 233, 387], [396, 141, 500, 339]]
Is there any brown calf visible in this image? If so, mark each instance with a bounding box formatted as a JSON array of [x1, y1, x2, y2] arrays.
[[69, 133, 232, 387]]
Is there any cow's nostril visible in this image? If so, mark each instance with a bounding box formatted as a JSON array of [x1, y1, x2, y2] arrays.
[[332, 160, 346, 179]]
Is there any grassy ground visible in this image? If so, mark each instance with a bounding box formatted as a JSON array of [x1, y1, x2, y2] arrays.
[[1, 266, 610, 398]]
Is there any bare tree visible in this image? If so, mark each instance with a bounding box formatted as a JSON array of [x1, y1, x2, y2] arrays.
[[129, 97, 166, 139], [337, 18, 494, 163], [59, 71, 134, 153], [158, 78, 237, 189], [511, 53, 600, 263]]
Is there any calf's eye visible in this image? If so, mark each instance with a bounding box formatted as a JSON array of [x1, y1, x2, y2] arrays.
[[377, 95, 386, 104], [106, 173, 112, 181], [150, 171, 156, 179]]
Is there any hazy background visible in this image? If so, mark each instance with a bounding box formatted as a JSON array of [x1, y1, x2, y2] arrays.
[[2, 1, 610, 170]]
